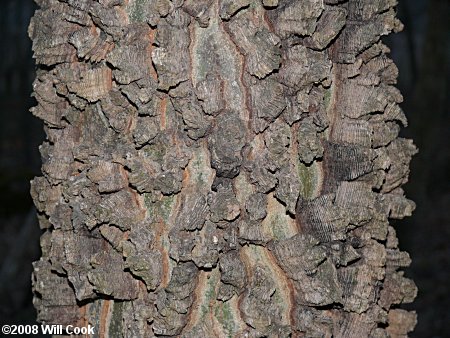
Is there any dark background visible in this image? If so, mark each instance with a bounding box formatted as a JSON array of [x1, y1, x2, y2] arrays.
[[0, 0, 448, 337]]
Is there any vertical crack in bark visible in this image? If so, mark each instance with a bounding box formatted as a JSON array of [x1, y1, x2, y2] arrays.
[[266, 249, 296, 330], [99, 299, 112, 338], [148, 28, 158, 81], [154, 221, 170, 289]]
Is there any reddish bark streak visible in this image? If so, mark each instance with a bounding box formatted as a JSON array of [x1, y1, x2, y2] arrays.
[[154, 221, 170, 288], [78, 304, 88, 331], [266, 249, 296, 328], [98, 299, 111, 338]]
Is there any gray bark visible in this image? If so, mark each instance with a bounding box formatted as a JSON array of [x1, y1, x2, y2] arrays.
[[29, 0, 417, 337]]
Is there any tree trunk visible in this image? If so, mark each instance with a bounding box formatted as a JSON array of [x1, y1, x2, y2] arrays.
[[29, 0, 417, 337]]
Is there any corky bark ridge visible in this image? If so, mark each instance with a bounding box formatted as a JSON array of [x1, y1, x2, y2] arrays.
[[29, 0, 417, 337]]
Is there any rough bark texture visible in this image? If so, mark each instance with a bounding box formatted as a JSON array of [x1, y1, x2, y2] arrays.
[[29, 0, 417, 337]]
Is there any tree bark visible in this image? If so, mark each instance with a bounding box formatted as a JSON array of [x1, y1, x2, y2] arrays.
[[29, 0, 417, 337]]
